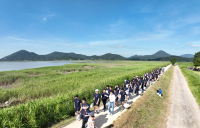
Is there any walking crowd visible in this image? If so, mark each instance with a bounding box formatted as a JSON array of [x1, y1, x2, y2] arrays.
[[74, 67, 165, 128]]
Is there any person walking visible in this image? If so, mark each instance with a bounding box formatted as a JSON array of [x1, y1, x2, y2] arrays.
[[93, 89, 100, 114], [74, 95, 82, 120], [149, 75, 152, 86], [79, 98, 89, 119], [132, 76, 136, 81], [109, 86, 113, 93], [132, 80, 136, 95], [120, 88, 127, 110], [136, 81, 140, 95], [114, 89, 119, 106], [79, 98, 90, 128], [82, 105, 90, 128], [128, 84, 133, 100], [141, 78, 144, 91], [105, 85, 110, 95], [115, 84, 120, 94], [108, 91, 115, 115], [125, 78, 130, 84], [101, 89, 108, 112]]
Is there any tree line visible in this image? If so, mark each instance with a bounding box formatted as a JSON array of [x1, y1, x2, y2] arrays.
[[170, 51, 200, 68]]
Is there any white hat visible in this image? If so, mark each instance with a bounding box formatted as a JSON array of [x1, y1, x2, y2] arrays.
[[95, 89, 99, 92], [125, 80, 126, 81]]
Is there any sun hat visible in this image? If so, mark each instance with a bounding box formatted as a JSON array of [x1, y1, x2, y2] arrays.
[[85, 112, 94, 117], [88, 112, 94, 116], [95, 89, 99, 92]]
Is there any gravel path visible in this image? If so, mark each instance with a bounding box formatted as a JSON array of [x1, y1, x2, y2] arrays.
[[167, 66, 200, 128]]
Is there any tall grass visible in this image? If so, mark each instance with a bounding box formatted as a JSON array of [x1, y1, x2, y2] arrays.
[[0, 62, 168, 103], [179, 62, 200, 106], [0, 61, 169, 127]]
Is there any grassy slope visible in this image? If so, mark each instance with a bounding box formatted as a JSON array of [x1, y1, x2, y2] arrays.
[[112, 66, 174, 128], [178, 62, 200, 106]]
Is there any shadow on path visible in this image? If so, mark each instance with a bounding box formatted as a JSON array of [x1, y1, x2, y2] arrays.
[[95, 114, 109, 128]]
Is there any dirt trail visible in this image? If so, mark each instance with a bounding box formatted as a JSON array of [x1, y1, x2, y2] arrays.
[[167, 66, 200, 128]]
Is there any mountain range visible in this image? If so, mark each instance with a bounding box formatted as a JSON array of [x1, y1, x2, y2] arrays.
[[180, 54, 194, 58], [0, 50, 194, 62], [129, 50, 193, 61]]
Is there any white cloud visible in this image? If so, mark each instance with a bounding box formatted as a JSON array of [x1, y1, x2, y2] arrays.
[[43, 17, 47, 21], [86, 29, 174, 46], [62, 43, 71, 47], [186, 42, 200, 47], [6, 36, 35, 42], [185, 43, 190, 46], [169, 14, 200, 29], [42, 13, 56, 21], [109, 20, 125, 28], [106, 20, 127, 37], [191, 44, 200, 47], [113, 45, 123, 49], [175, 43, 178, 45]]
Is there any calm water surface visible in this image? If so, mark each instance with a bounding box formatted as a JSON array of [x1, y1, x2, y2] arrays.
[[0, 61, 87, 72]]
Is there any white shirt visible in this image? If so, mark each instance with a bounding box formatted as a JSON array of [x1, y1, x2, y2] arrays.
[[109, 94, 115, 102]]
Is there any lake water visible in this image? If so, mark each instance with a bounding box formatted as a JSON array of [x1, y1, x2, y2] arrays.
[[0, 61, 87, 72]]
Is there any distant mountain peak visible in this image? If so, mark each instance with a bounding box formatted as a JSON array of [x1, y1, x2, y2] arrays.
[[18, 50, 29, 52], [181, 54, 194, 58], [104, 53, 112, 55], [52, 51, 62, 53], [152, 50, 171, 57]]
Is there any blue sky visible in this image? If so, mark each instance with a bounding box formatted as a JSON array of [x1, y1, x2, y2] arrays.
[[0, 0, 200, 58]]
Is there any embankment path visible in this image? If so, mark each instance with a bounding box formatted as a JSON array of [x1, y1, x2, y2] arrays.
[[62, 65, 171, 128], [167, 65, 200, 128]]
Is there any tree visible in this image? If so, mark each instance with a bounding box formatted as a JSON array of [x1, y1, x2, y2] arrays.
[[170, 58, 177, 65], [193, 51, 200, 67]]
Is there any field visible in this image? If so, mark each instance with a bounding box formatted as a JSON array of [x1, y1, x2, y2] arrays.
[[0, 61, 169, 128], [178, 62, 200, 106]]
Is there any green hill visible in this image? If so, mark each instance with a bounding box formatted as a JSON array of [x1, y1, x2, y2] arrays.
[[152, 50, 171, 57], [0, 50, 126, 61], [0, 50, 42, 61]]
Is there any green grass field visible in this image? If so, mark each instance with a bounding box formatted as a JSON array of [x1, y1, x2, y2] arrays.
[[0, 61, 169, 128], [178, 62, 200, 106]]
